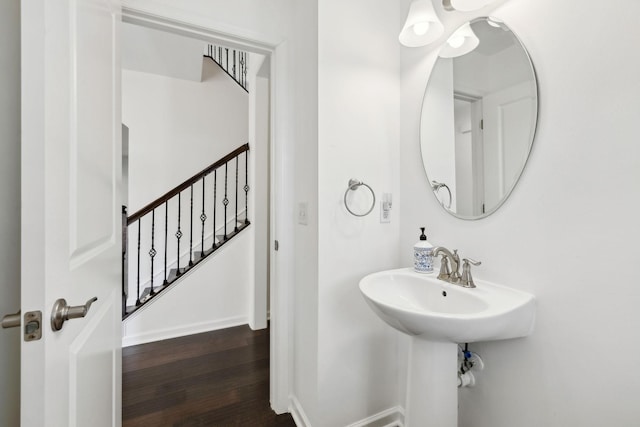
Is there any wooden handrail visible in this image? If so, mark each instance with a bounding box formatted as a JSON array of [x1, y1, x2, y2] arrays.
[[127, 143, 249, 225]]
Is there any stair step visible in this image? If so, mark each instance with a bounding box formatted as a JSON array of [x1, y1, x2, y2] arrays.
[[216, 223, 249, 245], [167, 267, 188, 283]]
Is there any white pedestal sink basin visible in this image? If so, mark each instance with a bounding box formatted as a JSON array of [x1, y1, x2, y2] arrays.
[[359, 268, 536, 427]]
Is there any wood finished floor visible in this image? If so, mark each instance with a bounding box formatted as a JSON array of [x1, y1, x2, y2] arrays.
[[123, 325, 297, 427]]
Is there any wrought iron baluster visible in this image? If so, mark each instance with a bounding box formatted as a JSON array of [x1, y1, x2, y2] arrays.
[[235, 156, 239, 232], [176, 192, 182, 277], [223, 162, 229, 240], [233, 50, 237, 80], [201, 175, 207, 255], [149, 209, 156, 296], [164, 200, 168, 285], [245, 150, 250, 224], [213, 169, 217, 249], [239, 52, 243, 87], [136, 219, 141, 306], [189, 184, 194, 266], [225, 48, 229, 73]]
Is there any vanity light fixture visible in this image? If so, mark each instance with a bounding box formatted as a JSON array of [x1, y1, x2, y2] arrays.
[[443, 0, 497, 12], [438, 22, 479, 58], [399, 0, 444, 47]]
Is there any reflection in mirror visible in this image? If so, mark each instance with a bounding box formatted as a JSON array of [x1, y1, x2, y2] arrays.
[[420, 17, 538, 219]]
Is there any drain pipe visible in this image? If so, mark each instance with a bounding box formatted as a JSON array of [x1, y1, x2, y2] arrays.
[[458, 344, 484, 388]]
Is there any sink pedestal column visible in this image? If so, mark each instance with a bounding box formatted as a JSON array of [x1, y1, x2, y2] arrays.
[[405, 339, 458, 427]]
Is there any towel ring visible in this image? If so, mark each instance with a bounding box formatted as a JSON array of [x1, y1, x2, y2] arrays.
[[344, 179, 376, 217], [431, 180, 452, 209]]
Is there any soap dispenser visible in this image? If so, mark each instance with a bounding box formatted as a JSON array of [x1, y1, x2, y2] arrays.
[[414, 227, 434, 273]]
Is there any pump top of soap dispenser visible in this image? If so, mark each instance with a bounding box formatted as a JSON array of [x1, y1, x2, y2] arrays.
[[419, 227, 427, 241]]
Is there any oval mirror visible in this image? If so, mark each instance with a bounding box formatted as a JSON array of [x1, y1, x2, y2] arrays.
[[420, 17, 538, 219]]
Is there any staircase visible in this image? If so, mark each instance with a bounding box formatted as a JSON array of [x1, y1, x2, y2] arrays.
[[205, 44, 249, 92], [123, 144, 251, 319]]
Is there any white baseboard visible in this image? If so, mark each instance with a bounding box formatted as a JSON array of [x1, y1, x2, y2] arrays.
[[122, 315, 248, 347], [345, 406, 404, 427], [289, 396, 313, 427], [288, 396, 404, 427]]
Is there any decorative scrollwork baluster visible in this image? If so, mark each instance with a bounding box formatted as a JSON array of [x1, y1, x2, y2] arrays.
[[149, 209, 156, 296], [235, 156, 239, 232], [245, 150, 250, 225], [213, 170, 217, 249], [176, 192, 182, 277], [223, 162, 229, 240], [201, 175, 207, 255]]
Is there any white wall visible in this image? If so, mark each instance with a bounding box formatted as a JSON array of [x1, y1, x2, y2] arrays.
[[400, 1, 640, 426], [123, 58, 248, 212], [317, 1, 402, 425], [0, 0, 21, 425]]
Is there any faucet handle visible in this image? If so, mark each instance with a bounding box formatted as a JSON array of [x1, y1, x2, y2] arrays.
[[460, 258, 481, 288]]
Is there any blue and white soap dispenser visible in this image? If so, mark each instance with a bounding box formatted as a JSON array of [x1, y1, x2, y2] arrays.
[[413, 227, 434, 273]]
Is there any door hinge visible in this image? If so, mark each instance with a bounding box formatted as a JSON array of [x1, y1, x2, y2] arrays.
[[480, 119, 484, 130], [274, 240, 279, 251]]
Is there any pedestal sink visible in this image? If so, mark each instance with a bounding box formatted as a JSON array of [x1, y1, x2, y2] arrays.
[[359, 268, 536, 427]]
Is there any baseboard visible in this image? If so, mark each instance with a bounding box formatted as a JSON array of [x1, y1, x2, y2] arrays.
[[345, 406, 404, 427], [288, 397, 404, 427], [122, 315, 248, 347], [289, 396, 313, 427]]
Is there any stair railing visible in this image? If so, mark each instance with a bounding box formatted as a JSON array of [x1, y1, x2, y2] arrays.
[[205, 44, 249, 92], [123, 143, 250, 319]]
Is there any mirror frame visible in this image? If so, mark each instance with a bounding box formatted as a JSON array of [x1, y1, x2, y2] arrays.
[[419, 17, 539, 220]]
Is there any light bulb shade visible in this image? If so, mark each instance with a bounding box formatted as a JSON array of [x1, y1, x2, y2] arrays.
[[439, 22, 479, 58], [399, 0, 444, 47], [449, 0, 496, 12]]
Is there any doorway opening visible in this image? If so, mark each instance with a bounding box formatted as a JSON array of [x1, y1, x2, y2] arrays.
[[119, 6, 288, 413]]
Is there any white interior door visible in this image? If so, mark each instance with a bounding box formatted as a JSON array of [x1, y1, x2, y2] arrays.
[[21, 0, 122, 426], [482, 82, 535, 208]]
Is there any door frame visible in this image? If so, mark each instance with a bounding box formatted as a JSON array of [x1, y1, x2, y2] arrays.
[[121, 7, 293, 413]]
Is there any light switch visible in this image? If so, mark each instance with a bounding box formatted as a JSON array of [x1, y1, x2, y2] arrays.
[[298, 202, 308, 225]]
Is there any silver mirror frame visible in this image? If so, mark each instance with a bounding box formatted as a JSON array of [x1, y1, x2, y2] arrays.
[[419, 17, 539, 220]]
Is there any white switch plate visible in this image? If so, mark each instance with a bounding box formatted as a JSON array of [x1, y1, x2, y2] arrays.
[[298, 202, 308, 225]]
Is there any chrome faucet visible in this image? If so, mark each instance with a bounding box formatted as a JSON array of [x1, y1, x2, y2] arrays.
[[432, 247, 481, 288]]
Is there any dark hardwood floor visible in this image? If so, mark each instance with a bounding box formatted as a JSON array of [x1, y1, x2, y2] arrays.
[[123, 325, 297, 427]]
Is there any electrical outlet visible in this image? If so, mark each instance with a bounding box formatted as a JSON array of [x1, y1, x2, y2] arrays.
[[380, 193, 392, 223]]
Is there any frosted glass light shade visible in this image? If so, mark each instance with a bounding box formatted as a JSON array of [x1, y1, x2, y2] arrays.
[[439, 22, 479, 58], [449, 0, 496, 11], [399, 0, 444, 47]]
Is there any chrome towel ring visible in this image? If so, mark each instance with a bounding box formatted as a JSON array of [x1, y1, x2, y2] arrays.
[[344, 178, 376, 217], [431, 180, 452, 209]]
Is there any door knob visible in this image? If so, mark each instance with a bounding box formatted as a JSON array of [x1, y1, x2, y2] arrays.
[[1, 310, 21, 329], [51, 297, 98, 331]]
